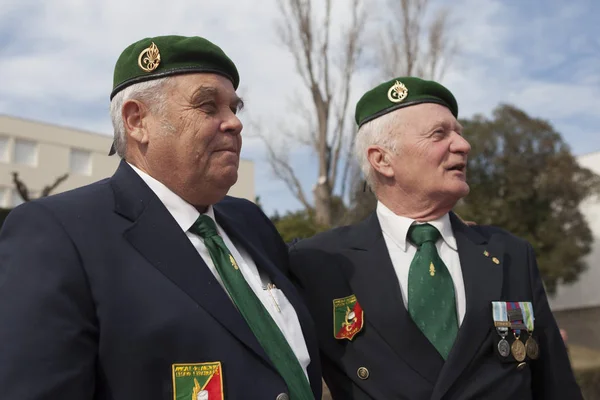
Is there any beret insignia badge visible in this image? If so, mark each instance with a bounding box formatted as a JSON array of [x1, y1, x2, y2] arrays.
[[138, 42, 161, 72], [387, 80, 408, 103]]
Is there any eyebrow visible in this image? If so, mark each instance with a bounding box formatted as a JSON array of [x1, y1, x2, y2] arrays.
[[190, 86, 218, 104], [234, 96, 245, 112], [427, 119, 463, 133], [190, 85, 244, 111]]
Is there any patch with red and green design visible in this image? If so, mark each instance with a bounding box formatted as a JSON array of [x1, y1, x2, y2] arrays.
[[172, 362, 224, 400], [333, 294, 364, 340]]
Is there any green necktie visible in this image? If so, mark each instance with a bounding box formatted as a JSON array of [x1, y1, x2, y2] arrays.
[[407, 223, 458, 360], [190, 215, 313, 400]]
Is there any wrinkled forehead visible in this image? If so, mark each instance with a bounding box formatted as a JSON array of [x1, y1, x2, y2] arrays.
[[394, 103, 462, 132], [173, 73, 236, 94], [169, 73, 242, 105]]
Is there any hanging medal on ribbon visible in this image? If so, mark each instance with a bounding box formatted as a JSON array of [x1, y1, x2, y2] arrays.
[[520, 301, 539, 360], [492, 302, 510, 358], [507, 302, 527, 362]]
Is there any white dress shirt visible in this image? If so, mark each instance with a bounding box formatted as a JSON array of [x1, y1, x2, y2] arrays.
[[376, 201, 466, 325], [129, 164, 311, 378]]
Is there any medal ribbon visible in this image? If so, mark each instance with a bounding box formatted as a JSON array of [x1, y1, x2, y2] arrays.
[[519, 301, 535, 332], [492, 301, 509, 329], [507, 302, 525, 334]]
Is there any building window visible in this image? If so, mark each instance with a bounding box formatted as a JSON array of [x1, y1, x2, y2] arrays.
[[11, 189, 24, 208], [14, 139, 38, 166], [69, 149, 92, 175], [0, 136, 9, 163]]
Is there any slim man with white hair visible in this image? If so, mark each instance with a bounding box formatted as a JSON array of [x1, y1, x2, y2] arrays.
[[0, 35, 321, 400], [289, 77, 582, 399]]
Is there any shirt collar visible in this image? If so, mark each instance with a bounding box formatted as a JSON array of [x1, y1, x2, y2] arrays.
[[376, 201, 457, 251], [128, 162, 213, 232]]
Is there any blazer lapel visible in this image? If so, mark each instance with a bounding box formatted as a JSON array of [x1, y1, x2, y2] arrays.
[[431, 213, 504, 400], [110, 161, 273, 368], [214, 208, 322, 392], [341, 213, 444, 385]]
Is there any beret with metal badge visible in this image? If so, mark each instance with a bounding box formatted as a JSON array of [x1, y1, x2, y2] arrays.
[[354, 76, 458, 127]]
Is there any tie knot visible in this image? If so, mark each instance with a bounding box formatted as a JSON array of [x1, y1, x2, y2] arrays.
[[408, 223, 440, 247], [190, 215, 219, 239]]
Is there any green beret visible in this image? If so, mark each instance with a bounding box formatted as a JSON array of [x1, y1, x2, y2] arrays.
[[110, 35, 239, 100], [354, 77, 458, 127]]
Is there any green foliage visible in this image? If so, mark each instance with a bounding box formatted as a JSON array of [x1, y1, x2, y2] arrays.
[[271, 209, 329, 244], [456, 104, 600, 293], [270, 195, 350, 243]]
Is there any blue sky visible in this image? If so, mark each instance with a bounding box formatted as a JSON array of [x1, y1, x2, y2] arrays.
[[0, 0, 598, 216]]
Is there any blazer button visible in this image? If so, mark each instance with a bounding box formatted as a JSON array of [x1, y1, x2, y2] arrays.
[[517, 362, 527, 371], [357, 366, 370, 380], [276, 393, 289, 400]]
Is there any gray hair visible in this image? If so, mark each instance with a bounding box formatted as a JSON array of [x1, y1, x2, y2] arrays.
[[109, 77, 174, 158], [353, 109, 404, 190]]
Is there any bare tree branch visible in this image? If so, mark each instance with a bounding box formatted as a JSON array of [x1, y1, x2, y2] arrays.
[[268, 0, 367, 226], [321, 0, 332, 102], [263, 136, 312, 211], [12, 171, 69, 202], [329, 0, 364, 192], [338, 129, 357, 202], [377, 0, 455, 80], [40, 173, 69, 197], [246, 118, 312, 212], [12, 172, 30, 202]]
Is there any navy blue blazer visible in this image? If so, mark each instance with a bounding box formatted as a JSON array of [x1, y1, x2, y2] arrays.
[[289, 212, 581, 400], [0, 160, 321, 400]]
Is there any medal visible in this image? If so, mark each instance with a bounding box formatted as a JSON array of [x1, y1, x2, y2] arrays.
[[498, 336, 510, 357], [520, 301, 539, 360], [511, 334, 526, 362], [507, 302, 527, 361], [525, 336, 539, 359], [492, 302, 511, 357]]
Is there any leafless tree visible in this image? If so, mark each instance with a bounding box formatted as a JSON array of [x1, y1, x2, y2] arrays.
[[260, 0, 457, 227], [257, 0, 367, 227]]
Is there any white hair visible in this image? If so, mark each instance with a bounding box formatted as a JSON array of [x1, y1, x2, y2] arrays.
[[109, 77, 174, 158], [353, 109, 404, 190]]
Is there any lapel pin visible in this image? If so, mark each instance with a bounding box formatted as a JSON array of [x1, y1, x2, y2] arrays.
[[492, 257, 500, 264], [483, 250, 490, 257], [229, 254, 239, 270], [429, 262, 436, 277]]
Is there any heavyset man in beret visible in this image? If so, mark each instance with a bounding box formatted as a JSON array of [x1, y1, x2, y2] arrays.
[[0, 36, 321, 400], [290, 77, 583, 399]]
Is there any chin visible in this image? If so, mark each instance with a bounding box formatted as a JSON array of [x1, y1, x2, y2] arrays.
[[218, 170, 238, 189], [455, 183, 470, 198], [444, 182, 470, 200]]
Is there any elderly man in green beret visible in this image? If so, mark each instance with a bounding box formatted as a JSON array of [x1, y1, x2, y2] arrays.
[[289, 77, 582, 399], [0, 35, 321, 400]]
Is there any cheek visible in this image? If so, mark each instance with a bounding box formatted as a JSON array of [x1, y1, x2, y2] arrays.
[[429, 145, 449, 168]]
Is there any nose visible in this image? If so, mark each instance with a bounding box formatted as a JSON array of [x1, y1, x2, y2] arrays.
[[451, 132, 471, 155], [221, 112, 243, 135]]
